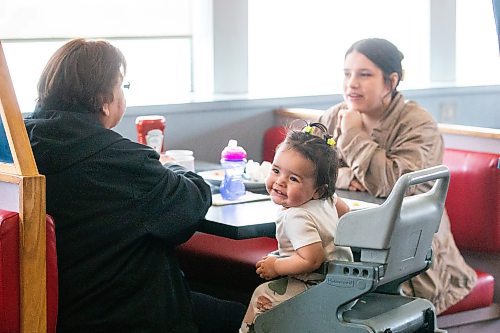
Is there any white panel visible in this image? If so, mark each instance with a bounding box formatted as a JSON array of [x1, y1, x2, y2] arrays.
[[0, 182, 19, 213], [443, 134, 500, 154], [213, 0, 248, 94], [430, 0, 456, 83]]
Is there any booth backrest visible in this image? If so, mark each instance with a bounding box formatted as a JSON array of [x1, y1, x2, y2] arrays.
[[0, 210, 58, 333], [443, 148, 500, 253], [263, 126, 287, 162]]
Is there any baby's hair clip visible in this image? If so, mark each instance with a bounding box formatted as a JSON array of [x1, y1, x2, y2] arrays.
[[300, 122, 335, 147], [303, 125, 313, 134]]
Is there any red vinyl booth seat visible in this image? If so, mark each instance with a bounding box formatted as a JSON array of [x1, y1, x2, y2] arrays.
[[443, 148, 500, 252], [0, 209, 58, 333], [439, 149, 499, 316], [262, 126, 287, 162], [178, 232, 278, 294], [441, 270, 495, 315]]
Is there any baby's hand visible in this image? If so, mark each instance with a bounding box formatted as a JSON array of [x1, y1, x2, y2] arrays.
[[256, 256, 278, 280], [255, 255, 267, 269]]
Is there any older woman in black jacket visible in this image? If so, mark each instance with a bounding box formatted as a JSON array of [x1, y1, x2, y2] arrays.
[[25, 38, 244, 333]]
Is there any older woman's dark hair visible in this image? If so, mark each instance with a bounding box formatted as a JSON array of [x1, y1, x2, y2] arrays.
[[346, 38, 404, 97], [279, 129, 338, 200], [36, 38, 126, 114]]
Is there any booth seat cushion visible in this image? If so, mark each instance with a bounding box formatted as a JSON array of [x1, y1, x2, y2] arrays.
[[0, 209, 58, 333], [263, 126, 287, 162], [440, 270, 495, 315], [0, 210, 19, 331], [178, 232, 278, 293], [46, 214, 58, 333], [443, 148, 500, 252]]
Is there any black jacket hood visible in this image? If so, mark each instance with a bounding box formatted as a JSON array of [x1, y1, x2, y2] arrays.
[[25, 106, 126, 174]]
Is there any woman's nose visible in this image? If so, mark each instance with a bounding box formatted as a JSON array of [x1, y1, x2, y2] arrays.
[[346, 75, 358, 87]]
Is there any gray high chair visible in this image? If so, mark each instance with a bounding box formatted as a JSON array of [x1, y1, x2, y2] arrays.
[[254, 165, 450, 333]]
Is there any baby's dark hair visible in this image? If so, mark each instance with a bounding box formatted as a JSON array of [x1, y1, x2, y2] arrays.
[[278, 122, 338, 200]]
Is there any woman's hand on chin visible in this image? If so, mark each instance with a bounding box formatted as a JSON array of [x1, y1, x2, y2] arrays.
[[348, 178, 366, 192], [338, 108, 364, 134]]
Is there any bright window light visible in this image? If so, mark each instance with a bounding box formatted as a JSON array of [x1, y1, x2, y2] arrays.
[[456, 0, 500, 86], [1, 0, 193, 112], [248, 0, 430, 97]]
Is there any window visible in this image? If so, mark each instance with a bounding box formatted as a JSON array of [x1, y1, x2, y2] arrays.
[[3, 0, 499, 110], [2, 41, 64, 113], [0, 0, 192, 112], [456, 0, 500, 86], [248, 0, 430, 96]]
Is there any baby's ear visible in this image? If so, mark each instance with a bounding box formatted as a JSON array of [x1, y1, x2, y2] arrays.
[[313, 185, 327, 199]]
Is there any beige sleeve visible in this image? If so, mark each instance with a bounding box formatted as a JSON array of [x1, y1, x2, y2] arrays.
[[336, 167, 354, 189], [338, 119, 441, 197], [317, 104, 343, 136]]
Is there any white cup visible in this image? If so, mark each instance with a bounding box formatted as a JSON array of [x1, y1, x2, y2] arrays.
[[165, 150, 195, 172]]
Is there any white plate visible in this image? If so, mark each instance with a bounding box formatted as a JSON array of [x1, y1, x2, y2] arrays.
[[198, 169, 225, 182], [341, 198, 379, 211]]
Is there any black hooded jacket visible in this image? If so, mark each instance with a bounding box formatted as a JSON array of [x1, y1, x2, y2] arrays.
[[25, 106, 211, 332]]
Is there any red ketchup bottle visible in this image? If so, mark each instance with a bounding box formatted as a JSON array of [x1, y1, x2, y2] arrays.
[[135, 115, 166, 153]]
